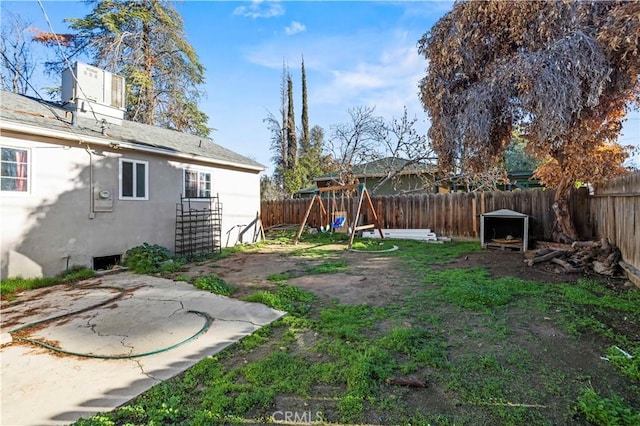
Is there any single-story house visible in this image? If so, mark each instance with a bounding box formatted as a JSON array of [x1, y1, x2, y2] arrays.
[[311, 157, 437, 196], [301, 159, 543, 197], [1, 64, 263, 279]]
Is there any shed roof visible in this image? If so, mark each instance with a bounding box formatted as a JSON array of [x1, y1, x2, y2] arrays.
[[0, 91, 263, 172], [481, 209, 529, 218]]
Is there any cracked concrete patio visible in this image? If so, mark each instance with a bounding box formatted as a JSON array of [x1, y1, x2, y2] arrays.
[[0, 272, 284, 425]]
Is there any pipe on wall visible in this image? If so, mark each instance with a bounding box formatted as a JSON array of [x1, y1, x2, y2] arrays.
[[85, 145, 95, 219]]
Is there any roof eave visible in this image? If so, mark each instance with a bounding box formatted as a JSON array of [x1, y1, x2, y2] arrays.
[[0, 120, 264, 173]]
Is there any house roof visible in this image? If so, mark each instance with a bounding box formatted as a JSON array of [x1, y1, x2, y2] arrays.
[[0, 91, 264, 172], [315, 157, 434, 181]]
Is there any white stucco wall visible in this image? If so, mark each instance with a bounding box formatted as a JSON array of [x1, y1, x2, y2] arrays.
[[1, 134, 261, 279]]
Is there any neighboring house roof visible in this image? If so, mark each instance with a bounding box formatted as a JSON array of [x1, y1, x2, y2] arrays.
[[314, 157, 434, 182], [0, 91, 264, 172]]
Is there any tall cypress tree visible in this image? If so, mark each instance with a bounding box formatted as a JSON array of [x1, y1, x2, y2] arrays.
[[300, 55, 309, 150], [286, 74, 297, 168], [280, 60, 289, 169]]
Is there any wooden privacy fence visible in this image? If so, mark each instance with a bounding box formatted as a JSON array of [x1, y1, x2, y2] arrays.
[[590, 173, 640, 285], [261, 188, 591, 241], [261, 175, 638, 283]]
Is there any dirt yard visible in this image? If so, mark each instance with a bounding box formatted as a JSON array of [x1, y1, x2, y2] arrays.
[[149, 238, 640, 425]]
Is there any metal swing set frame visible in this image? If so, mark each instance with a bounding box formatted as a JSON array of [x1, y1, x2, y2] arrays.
[[294, 183, 385, 249]]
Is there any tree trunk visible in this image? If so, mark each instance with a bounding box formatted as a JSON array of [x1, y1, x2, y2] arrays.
[[551, 178, 578, 243], [142, 14, 154, 126]]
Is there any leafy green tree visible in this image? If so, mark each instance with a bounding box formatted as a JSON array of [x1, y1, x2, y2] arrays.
[[503, 132, 542, 172], [281, 168, 305, 199], [298, 125, 326, 188], [38, 0, 209, 136]]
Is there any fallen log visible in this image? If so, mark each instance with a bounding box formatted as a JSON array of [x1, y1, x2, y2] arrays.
[[525, 250, 568, 267], [551, 258, 582, 274], [524, 248, 554, 259], [571, 241, 599, 249]]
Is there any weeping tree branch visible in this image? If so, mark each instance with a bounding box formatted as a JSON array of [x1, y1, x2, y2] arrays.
[[418, 0, 637, 242]]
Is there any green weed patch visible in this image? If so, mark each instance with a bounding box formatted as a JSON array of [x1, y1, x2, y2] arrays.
[[266, 271, 295, 282], [243, 285, 315, 316], [576, 387, 640, 425], [193, 275, 235, 296], [316, 304, 387, 341], [1, 267, 95, 299], [390, 240, 481, 266], [426, 268, 543, 312]]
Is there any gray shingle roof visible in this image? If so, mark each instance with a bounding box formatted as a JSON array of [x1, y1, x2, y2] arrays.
[[0, 91, 264, 171], [315, 157, 434, 181]]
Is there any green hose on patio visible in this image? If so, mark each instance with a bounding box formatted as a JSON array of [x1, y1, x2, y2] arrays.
[[8, 281, 213, 359]]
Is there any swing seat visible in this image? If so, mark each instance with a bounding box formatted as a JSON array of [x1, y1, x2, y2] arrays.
[[332, 210, 349, 233]]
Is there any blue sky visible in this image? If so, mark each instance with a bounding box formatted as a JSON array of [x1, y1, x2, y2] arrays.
[[2, 0, 638, 170]]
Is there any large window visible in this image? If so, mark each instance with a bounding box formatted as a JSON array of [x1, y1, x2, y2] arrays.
[[184, 169, 211, 198], [119, 158, 148, 200], [1, 147, 29, 192]]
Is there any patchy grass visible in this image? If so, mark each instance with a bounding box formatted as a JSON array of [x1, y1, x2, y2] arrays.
[[350, 239, 398, 251], [306, 260, 349, 275], [266, 271, 295, 283], [388, 239, 481, 266], [1, 267, 95, 300], [71, 240, 640, 425]]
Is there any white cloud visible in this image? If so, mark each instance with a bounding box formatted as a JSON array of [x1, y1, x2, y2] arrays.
[[284, 21, 306, 36], [243, 27, 430, 131], [233, 1, 284, 19], [313, 31, 425, 109]]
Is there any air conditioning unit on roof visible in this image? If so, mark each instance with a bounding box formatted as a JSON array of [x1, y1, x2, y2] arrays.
[[62, 61, 125, 125]]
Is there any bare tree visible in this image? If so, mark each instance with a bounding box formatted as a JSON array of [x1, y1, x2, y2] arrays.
[[0, 13, 36, 95], [328, 106, 440, 194], [328, 106, 385, 186], [369, 107, 437, 193]]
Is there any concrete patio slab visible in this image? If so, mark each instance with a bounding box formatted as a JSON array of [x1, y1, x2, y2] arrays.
[[0, 272, 284, 425]]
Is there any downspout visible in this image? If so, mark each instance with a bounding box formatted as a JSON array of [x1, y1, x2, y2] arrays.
[[69, 108, 94, 219], [85, 144, 95, 219]]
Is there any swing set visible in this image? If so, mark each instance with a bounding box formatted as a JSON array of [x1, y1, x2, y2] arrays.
[[294, 183, 384, 249]]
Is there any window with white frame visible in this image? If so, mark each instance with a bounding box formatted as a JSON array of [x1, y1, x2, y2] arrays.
[[184, 169, 211, 198], [119, 158, 148, 199], [1, 147, 29, 192]]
